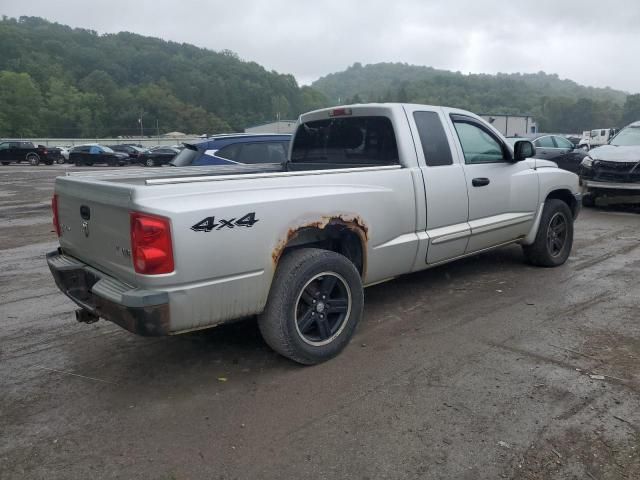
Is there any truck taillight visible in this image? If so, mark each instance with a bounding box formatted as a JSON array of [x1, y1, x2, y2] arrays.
[[52, 194, 61, 237], [130, 212, 174, 275]]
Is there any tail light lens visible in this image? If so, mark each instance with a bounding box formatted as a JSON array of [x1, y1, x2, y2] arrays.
[[130, 212, 174, 275], [52, 194, 61, 237]]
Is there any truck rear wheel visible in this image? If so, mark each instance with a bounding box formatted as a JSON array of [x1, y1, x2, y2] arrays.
[[522, 199, 573, 267], [258, 248, 364, 365], [27, 153, 40, 166]]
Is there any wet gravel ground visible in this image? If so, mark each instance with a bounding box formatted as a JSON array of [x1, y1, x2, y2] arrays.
[[1, 164, 640, 479]]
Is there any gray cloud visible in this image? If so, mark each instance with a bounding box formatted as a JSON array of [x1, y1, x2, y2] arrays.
[[1, 0, 639, 92]]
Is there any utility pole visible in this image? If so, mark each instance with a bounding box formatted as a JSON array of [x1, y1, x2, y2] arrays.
[[139, 113, 144, 139], [156, 119, 160, 143]]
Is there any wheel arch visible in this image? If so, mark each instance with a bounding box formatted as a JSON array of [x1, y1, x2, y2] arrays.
[[272, 216, 368, 279], [546, 188, 579, 218]]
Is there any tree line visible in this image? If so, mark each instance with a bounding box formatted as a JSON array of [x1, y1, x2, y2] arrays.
[[1, 17, 639, 138], [0, 16, 328, 137], [313, 63, 640, 133]]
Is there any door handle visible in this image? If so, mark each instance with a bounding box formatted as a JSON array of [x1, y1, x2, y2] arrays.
[[472, 177, 490, 187]]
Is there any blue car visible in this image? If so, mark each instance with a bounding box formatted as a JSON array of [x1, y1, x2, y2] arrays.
[[170, 134, 291, 167]]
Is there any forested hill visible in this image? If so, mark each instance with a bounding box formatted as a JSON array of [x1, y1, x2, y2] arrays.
[[2, 17, 639, 137], [312, 63, 640, 132], [0, 16, 328, 137]]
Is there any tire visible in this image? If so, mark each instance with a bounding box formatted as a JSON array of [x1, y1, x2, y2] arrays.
[[74, 160, 82, 166], [145, 158, 155, 167], [57, 157, 66, 164], [522, 199, 574, 267], [85, 161, 93, 166], [582, 193, 596, 208], [1, 162, 9, 166], [27, 153, 40, 166], [258, 248, 364, 365]]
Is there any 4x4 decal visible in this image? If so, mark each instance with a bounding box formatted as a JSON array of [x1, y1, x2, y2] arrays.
[[191, 212, 259, 232]]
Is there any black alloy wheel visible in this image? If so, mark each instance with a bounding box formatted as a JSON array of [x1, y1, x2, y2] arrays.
[[522, 199, 574, 267], [258, 248, 364, 364], [546, 212, 568, 258], [295, 272, 352, 346]]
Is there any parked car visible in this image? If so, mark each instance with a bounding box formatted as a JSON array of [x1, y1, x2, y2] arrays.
[[579, 120, 640, 206], [109, 144, 146, 160], [47, 103, 580, 365], [170, 134, 291, 166], [69, 144, 130, 166], [47, 147, 67, 164], [138, 147, 180, 167], [0, 141, 52, 165], [56, 146, 70, 163], [507, 134, 588, 173]]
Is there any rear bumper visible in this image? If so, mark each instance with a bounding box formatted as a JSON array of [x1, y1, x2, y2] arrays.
[[47, 249, 171, 336]]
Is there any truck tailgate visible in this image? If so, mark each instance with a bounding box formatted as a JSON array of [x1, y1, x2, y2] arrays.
[[55, 176, 137, 286]]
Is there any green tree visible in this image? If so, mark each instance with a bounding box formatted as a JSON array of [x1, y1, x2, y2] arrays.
[[0, 71, 42, 136]]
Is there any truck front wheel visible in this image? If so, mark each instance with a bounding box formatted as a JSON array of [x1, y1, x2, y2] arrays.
[[522, 199, 574, 267], [259, 248, 364, 365]]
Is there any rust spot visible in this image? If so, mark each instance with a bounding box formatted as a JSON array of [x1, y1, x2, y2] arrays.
[[271, 215, 369, 275]]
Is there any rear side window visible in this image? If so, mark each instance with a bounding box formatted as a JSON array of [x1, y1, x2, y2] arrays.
[[291, 116, 399, 166], [236, 143, 277, 164], [216, 143, 241, 161], [413, 111, 453, 166]]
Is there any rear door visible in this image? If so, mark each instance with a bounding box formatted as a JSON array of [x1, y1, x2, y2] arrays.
[[448, 114, 539, 253], [404, 106, 470, 264], [551, 135, 582, 173]]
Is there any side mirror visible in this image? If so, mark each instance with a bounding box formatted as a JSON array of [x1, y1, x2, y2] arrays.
[[513, 140, 535, 161]]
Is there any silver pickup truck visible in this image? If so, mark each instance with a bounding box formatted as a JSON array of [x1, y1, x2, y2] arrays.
[[48, 103, 581, 364]]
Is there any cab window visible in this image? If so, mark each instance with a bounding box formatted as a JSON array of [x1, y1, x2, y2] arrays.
[[452, 119, 506, 164], [291, 116, 399, 166], [413, 111, 453, 166]]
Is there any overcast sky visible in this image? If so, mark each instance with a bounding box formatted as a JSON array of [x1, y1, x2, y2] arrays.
[[1, 0, 639, 93]]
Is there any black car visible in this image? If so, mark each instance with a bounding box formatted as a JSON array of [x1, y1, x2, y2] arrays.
[[109, 144, 146, 160], [47, 147, 66, 164], [507, 134, 588, 173], [0, 141, 52, 166], [69, 144, 130, 166], [139, 147, 180, 167]]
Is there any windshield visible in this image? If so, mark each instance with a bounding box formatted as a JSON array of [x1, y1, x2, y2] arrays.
[[610, 126, 640, 146], [102, 146, 115, 153], [170, 144, 202, 166]]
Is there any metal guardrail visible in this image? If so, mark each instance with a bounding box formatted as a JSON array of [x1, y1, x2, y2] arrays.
[[0, 137, 203, 148]]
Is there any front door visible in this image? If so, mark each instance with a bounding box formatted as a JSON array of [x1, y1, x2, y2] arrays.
[[449, 115, 539, 253]]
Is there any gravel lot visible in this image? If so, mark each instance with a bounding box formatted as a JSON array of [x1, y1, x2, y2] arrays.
[[1, 164, 640, 480]]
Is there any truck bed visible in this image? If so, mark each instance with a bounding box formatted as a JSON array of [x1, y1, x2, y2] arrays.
[[64, 163, 285, 186]]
